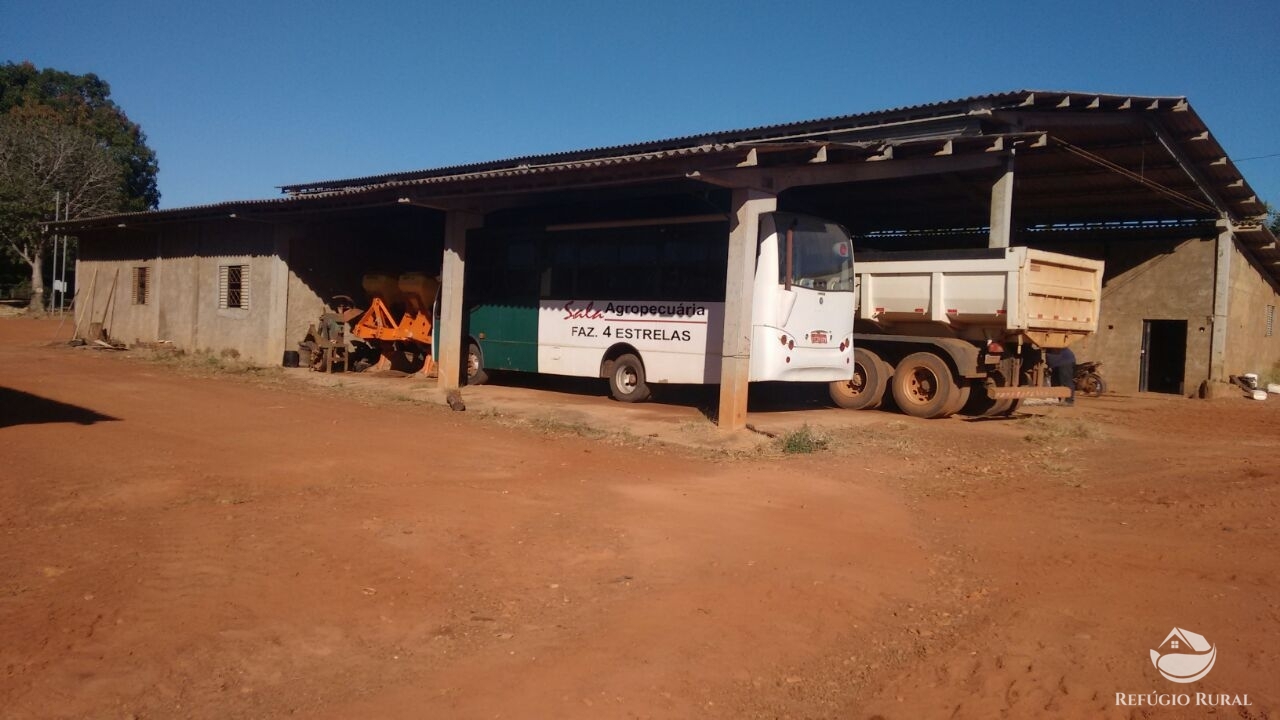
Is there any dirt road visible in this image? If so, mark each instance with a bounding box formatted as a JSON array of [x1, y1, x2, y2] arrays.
[[1, 317, 1276, 719]]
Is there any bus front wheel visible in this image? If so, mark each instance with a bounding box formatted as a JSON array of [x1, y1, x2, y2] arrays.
[[608, 353, 651, 403]]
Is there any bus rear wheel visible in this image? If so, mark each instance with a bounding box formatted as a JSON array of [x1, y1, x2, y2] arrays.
[[608, 353, 651, 403], [830, 347, 888, 410]]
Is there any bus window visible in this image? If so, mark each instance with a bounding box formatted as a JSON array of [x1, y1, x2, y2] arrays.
[[779, 216, 854, 291], [545, 237, 578, 299], [505, 238, 540, 298], [576, 240, 619, 298]]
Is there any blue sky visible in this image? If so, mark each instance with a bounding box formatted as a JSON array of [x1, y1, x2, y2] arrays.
[[3, 0, 1279, 213]]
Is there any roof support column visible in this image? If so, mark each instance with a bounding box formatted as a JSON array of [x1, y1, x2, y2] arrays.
[[718, 188, 776, 430], [988, 154, 1015, 248], [1210, 220, 1233, 382], [438, 210, 483, 392]]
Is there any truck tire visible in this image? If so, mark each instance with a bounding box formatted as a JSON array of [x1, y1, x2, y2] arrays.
[[608, 353, 651, 403], [830, 348, 888, 410], [965, 389, 1017, 417], [891, 352, 956, 419], [941, 382, 971, 418], [963, 372, 1022, 417]]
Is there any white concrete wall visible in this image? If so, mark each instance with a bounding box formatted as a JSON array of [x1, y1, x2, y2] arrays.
[[77, 221, 289, 365]]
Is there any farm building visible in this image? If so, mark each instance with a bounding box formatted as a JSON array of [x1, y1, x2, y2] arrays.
[[53, 90, 1280, 426]]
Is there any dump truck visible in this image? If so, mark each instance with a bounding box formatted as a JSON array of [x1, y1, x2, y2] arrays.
[[829, 247, 1105, 418]]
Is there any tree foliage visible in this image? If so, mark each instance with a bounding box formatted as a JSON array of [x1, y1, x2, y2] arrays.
[[0, 61, 158, 308], [0, 61, 158, 210], [0, 115, 123, 306]]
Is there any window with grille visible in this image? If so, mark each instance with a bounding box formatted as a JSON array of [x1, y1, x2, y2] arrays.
[[1267, 305, 1275, 337], [131, 266, 150, 305], [218, 264, 250, 309]]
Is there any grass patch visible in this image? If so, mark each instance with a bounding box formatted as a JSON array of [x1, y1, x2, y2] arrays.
[[526, 416, 607, 439], [131, 345, 284, 380], [833, 419, 917, 457], [779, 424, 829, 454], [1021, 417, 1104, 444]]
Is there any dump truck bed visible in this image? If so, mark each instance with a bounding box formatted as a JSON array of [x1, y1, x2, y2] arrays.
[[853, 247, 1104, 349]]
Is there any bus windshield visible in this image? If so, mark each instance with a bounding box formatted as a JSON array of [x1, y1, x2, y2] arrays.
[[778, 214, 853, 291]]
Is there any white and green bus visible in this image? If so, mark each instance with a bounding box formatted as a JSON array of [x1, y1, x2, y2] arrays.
[[462, 212, 855, 401]]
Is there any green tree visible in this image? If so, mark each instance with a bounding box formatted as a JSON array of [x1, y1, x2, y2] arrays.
[[0, 62, 158, 210], [0, 62, 159, 310], [0, 115, 123, 309]]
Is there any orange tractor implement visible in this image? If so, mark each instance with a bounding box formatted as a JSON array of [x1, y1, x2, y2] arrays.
[[348, 272, 439, 375], [298, 273, 440, 375]]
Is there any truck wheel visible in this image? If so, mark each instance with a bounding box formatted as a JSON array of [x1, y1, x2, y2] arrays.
[[941, 383, 971, 418], [891, 352, 955, 419], [609, 353, 651, 403], [963, 372, 1021, 417], [830, 348, 888, 410], [465, 341, 489, 386]]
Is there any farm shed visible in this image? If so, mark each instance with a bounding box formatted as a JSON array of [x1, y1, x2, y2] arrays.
[[53, 90, 1280, 426]]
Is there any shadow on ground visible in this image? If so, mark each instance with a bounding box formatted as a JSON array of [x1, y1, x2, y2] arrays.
[[0, 387, 119, 429], [473, 371, 837, 420]]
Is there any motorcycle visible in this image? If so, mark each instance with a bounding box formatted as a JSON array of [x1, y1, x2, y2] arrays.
[[1074, 360, 1106, 396]]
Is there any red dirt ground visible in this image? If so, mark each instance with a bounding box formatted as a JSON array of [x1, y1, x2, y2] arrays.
[[1, 316, 1276, 719]]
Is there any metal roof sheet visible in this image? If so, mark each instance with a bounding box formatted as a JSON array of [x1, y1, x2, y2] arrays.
[[46, 89, 1273, 254], [277, 90, 1185, 195]]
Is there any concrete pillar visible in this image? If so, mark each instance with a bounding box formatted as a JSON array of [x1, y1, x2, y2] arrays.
[[438, 210, 483, 391], [266, 227, 293, 367], [988, 154, 1015, 248], [717, 188, 776, 430], [1209, 221, 1233, 382]]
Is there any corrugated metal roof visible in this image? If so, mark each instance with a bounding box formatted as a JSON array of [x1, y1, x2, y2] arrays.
[[46, 142, 748, 231], [279, 89, 1184, 195], [46, 89, 1273, 250]]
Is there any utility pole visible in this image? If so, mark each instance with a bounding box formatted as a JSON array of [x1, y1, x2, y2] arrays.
[[59, 200, 69, 312], [50, 192, 60, 312]]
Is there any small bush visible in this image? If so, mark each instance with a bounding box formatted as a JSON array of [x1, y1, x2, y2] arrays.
[[781, 425, 829, 454], [1022, 417, 1103, 443]]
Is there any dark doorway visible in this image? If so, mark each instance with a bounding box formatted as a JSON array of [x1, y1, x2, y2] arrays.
[[1140, 320, 1187, 394]]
